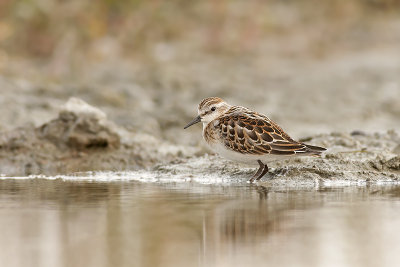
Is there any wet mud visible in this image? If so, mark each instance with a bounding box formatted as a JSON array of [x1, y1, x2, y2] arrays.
[[0, 98, 398, 184]]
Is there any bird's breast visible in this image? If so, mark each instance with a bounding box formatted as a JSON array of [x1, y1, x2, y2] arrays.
[[202, 121, 219, 145]]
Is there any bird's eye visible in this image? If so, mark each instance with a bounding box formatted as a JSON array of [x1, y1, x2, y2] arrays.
[[211, 107, 216, 111]]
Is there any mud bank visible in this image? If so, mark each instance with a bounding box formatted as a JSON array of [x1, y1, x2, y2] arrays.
[[128, 130, 400, 185], [0, 99, 398, 183], [0, 98, 197, 176]]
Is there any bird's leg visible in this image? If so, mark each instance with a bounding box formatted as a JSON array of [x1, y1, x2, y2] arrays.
[[256, 163, 269, 181], [248, 160, 265, 183]]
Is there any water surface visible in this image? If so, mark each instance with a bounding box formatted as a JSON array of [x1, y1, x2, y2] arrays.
[[0, 179, 399, 267]]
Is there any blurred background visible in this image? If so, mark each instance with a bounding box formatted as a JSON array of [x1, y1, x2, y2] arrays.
[[0, 0, 399, 146], [1, 3, 400, 267]]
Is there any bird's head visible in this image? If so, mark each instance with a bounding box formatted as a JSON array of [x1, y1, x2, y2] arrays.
[[184, 97, 231, 129]]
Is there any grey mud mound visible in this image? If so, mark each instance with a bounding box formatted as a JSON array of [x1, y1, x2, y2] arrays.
[[148, 131, 400, 185], [0, 98, 196, 176]]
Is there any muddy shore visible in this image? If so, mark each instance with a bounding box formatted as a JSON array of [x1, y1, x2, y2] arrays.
[[0, 97, 398, 184]]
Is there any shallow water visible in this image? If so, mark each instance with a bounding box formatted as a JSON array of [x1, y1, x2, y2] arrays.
[[1, 179, 400, 267]]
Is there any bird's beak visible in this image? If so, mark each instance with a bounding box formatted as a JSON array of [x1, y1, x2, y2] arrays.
[[184, 115, 202, 129]]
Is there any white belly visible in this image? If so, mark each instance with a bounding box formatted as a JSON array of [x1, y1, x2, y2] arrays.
[[208, 142, 289, 165]]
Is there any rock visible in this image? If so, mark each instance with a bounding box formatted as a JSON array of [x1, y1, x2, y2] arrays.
[[384, 156, 400, 171], [37, 98, 120, 150]]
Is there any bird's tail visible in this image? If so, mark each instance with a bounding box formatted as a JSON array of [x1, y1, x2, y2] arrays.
[[304, 144, 327, 156]]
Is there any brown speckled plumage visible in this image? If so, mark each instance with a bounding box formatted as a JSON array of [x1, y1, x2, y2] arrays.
[[204, 106, 324, 156]]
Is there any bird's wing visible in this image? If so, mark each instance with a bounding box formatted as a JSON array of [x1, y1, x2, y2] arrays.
[[215, 110, 313, 156]]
